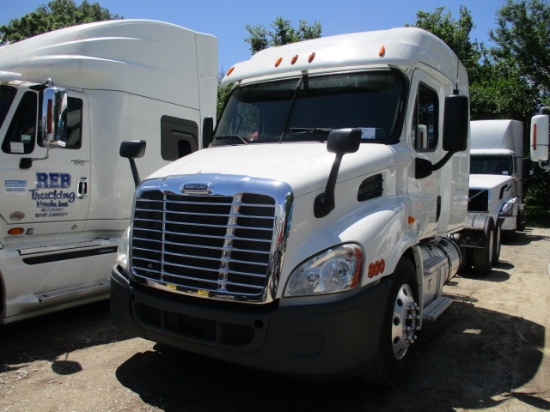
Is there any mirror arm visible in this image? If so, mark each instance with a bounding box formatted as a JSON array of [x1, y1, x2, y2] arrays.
[[314, 153, 344, 218]]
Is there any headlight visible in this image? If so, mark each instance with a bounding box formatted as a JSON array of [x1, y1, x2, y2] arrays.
[[116, 226, 131, 272], [284, 244, 363, 297], [499, 197, 517, 216]]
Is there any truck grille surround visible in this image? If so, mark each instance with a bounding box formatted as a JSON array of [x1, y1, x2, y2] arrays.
[[129, 175, 293, 304]]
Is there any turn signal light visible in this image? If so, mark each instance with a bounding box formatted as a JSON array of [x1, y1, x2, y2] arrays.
[[8, 227, 24, 235]]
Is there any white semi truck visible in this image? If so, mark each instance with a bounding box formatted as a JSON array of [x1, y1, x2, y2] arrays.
[[530, 107, 550, 169], [0, 20, 218, 323], [459, 120, 525, 272], [111, 27, 492, 385]]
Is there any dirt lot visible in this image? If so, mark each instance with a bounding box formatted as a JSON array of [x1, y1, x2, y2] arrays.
[[1, 227, 549, 412]]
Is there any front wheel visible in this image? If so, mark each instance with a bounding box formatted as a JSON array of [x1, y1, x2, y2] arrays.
[[365, 258, 419, 387]]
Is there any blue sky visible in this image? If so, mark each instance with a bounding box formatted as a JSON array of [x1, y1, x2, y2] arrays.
[[2, 0, 506, 72]]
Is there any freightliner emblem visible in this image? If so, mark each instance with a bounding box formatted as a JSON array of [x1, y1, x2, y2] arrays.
[[182, 183, 211, 194]]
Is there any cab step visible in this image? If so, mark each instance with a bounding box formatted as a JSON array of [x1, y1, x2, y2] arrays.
[[423, 296, 453, 321]]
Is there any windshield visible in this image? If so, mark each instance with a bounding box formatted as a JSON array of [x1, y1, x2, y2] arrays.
[[0, 85, 17, 130], [213, 70, 406, 146], [470, 155, 514, 175]]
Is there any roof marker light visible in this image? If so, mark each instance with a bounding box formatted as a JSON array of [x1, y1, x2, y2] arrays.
[[379, 46, 386, 57], [291, 55, 299, 65], [275, 57, 283, 67], [226, 66, 235, 76], [308, 52, 316, 63]]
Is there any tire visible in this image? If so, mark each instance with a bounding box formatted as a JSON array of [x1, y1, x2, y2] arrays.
[[472, 217, 494, 274], [365, 258, 419, 387], [492, 223, 501, 265]]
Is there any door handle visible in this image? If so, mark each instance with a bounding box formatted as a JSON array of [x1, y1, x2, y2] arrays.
[[77, 177, 88, 199]]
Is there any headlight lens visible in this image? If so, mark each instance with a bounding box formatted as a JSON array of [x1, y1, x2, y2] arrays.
[[116, 226, 131, 272], [284, 244, 363, 297], [499, 197, 517, 216]]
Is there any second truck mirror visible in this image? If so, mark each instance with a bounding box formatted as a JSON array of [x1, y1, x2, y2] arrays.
[[120, 140, 146, 187], [442, 94, 469, 153]]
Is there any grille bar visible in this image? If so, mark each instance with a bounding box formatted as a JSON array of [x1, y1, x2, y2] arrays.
[[129, 176, 292, 303]]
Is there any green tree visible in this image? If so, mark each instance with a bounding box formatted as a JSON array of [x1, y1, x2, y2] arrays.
[[490, 0, 550, 100], [245, 17, 322, 55], [0, 0, 122, 45]]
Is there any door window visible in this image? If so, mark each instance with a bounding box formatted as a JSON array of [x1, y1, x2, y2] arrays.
[[413, 84, 439, 151]]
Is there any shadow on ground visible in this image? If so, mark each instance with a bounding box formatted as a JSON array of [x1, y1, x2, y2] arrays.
[[115, 300, 547, 412]]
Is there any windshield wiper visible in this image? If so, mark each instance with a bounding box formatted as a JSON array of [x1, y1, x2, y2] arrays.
[[279, 76, 305, 143], [212, 134, 250, 145]]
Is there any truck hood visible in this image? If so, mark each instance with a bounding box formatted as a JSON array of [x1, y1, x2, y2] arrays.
[[469, 174, 514, 190], [146, 143, 395, 197]]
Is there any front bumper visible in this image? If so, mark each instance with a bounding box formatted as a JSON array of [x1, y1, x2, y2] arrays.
[[110, 265, 392, 380]]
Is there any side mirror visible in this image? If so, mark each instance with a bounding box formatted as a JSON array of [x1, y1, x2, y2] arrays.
[[19, 85, 68, 169], [416, 94, 469, 180], [442, 94, 469, 153], [202, 116, 214, 148], [315, 128, 361, 218], [42, 87, 68, 147], [120, 140, 146, 187], [530, 114, 549, 162]]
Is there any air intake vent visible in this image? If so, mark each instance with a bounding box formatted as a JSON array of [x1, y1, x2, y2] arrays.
[[358, 174, 383, 201]]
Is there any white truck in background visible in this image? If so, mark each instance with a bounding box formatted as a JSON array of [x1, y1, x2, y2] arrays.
[[0, 20, 218, 324], [112, 27, 495, 386], [459, 120, 525, 272], [530, 107, 550, 169]]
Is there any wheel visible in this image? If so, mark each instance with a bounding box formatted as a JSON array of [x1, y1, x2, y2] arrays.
[[472, 217, 494, 274], [365, 258, 419, 387], [492, 223, 501, 265]]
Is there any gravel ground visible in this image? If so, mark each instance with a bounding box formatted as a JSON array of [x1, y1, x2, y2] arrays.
[[1, 227, 549, 412]]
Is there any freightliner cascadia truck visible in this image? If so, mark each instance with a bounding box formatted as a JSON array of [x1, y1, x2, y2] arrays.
[[0, 20, 217, 323], [111, 27, 493, 386]]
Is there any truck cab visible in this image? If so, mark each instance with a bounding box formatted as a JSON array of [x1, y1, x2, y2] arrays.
[[112, 27, 477, 386], [0, 20, 217, 324]]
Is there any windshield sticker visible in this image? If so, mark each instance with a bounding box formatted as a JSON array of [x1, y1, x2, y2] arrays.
[[360, 128, 376, 140], [31, 173, 76, 218], [5, 180, 27, 193]]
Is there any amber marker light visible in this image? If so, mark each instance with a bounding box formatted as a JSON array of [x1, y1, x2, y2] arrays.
[[8, 228, 24, 235], [275, 57, 283, 67], [226, 66, 235, 76], [379, 46, 386, 57], [308, 52, 316, 63], [408, 216, 416, 224], [291, 55, 299, 65]]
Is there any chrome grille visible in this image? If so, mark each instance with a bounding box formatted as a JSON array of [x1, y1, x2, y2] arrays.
[[129, 175, 292, 303]]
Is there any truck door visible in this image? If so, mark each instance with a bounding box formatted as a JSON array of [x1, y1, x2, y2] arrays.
[[0, 88, 91, 230], [409, 73, 442, 237]]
